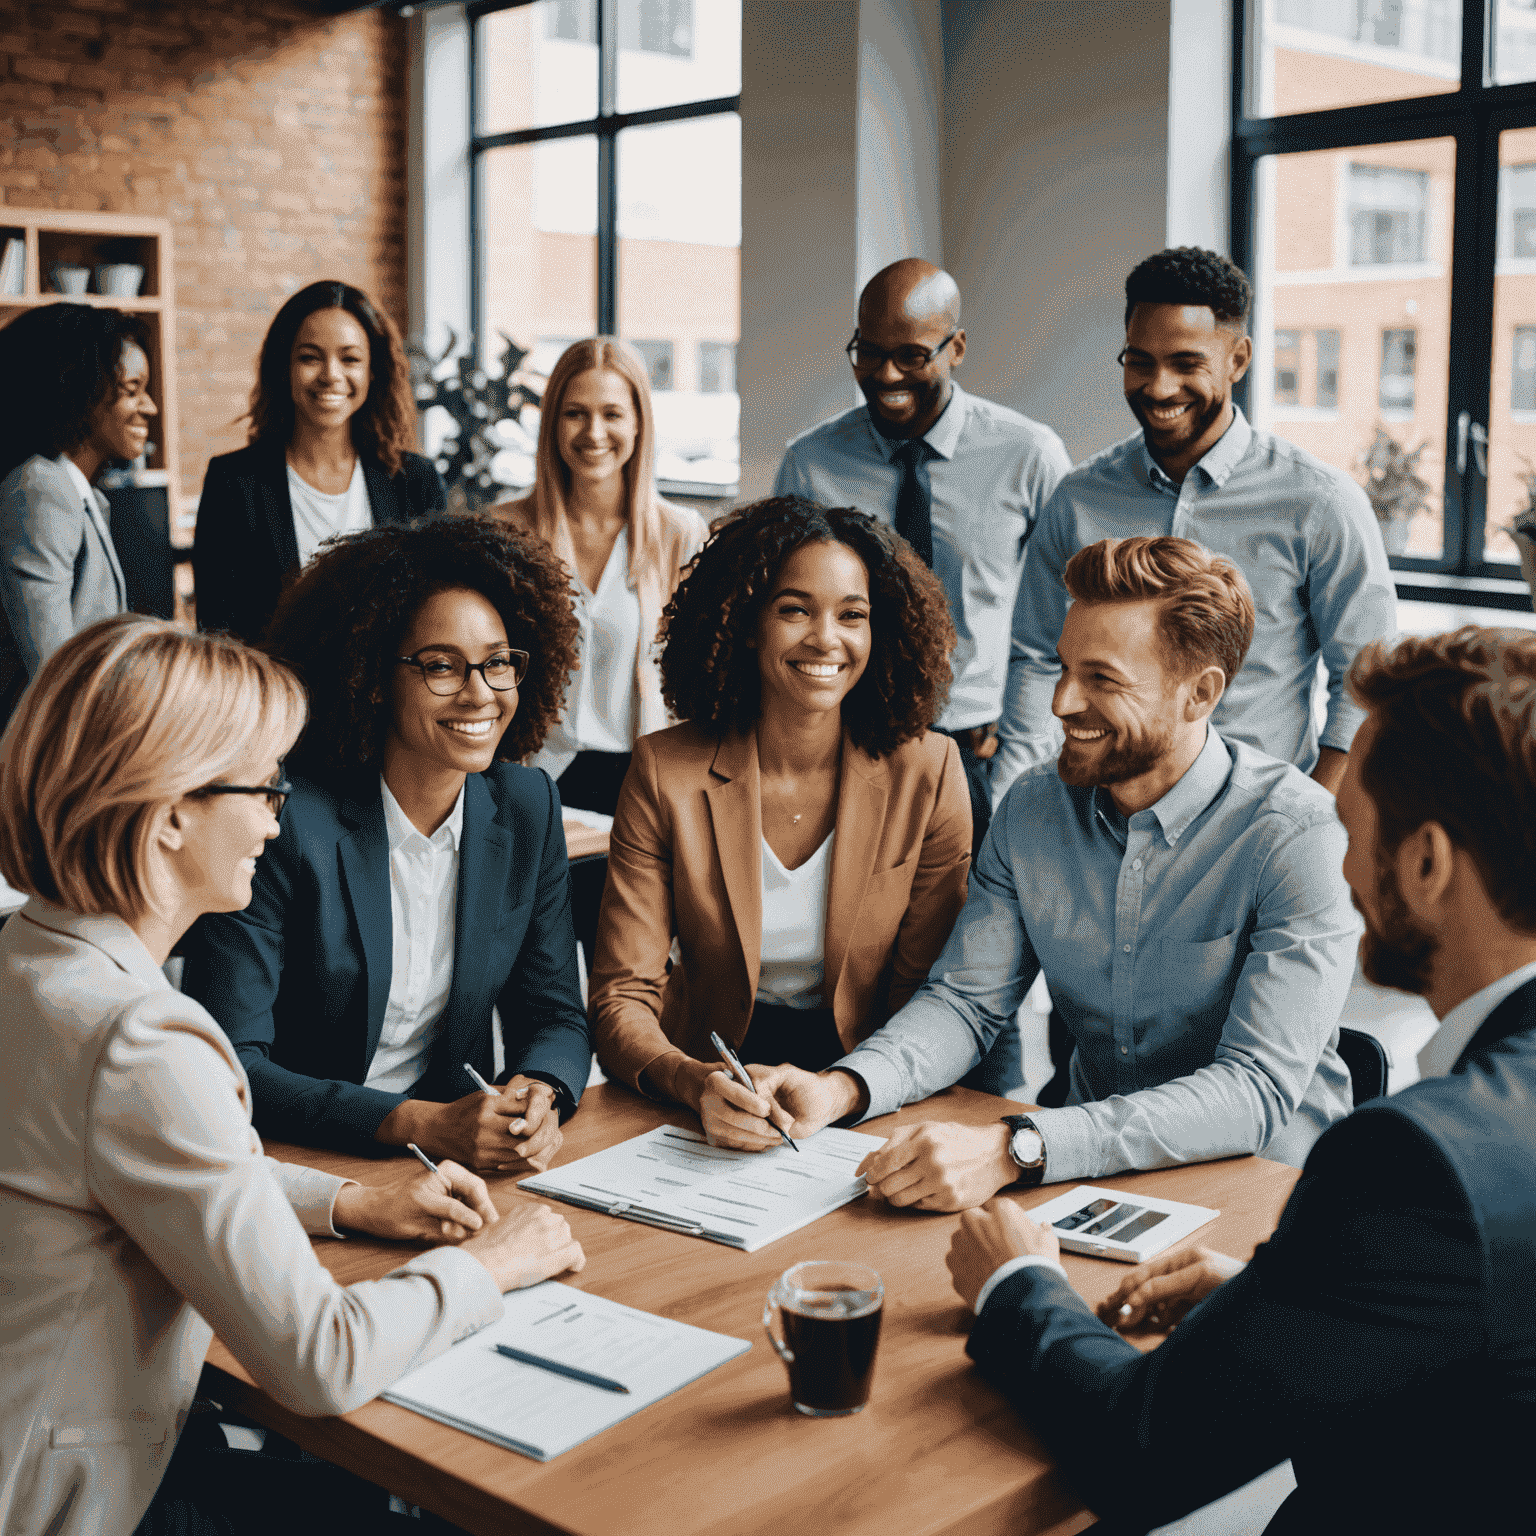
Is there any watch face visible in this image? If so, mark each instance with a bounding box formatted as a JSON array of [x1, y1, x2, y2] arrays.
[[1011, 1129, 1044, 1167]]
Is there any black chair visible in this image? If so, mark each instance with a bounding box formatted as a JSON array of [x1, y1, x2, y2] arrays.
[[1337, 1025, 1389, 1106]]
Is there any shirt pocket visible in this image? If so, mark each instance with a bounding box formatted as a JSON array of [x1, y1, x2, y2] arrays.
[[1146, 931, 1244, 1052]]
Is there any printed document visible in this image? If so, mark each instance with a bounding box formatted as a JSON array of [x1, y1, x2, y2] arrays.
[[382, 1281, 750, 1461], [519, 1123, 885, 1251]]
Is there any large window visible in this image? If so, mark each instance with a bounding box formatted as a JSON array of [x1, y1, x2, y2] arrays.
[[1237, 0, 1536, 588], [471, 0, 742, 497]]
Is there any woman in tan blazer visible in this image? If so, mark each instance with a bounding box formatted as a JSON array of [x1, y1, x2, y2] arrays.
[[0, 616, 583, 1536], [590, 497, 971, 1147]]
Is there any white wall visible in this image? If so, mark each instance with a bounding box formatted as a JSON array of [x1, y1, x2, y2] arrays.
[[1168, 0, 1233, 252], [940, 0, 1173, 464]]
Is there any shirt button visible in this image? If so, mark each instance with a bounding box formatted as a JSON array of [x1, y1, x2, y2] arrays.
[[1121, 1045, 1129, 1055], [1131, 858, 1142, 870], [1123, 944, 1131, 952]]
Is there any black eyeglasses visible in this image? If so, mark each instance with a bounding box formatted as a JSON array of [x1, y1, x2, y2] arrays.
[[845, 326, 959, 373], [396, 649, 529, 696], [192, 771, 294, 818]]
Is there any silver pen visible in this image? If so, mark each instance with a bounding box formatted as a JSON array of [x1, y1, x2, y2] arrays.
[[708, 1030, 798, 1152]]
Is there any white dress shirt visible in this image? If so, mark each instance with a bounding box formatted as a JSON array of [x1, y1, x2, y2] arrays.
[[533, 528, 643, 779], [365, 776, 465, 1093], [1417, 959, 1536, 1080], [287, 458, 372, 567], [755, 831, 835, 1009]]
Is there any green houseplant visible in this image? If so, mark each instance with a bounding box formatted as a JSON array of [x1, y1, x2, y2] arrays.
[[1358, 427, 1433, 557]]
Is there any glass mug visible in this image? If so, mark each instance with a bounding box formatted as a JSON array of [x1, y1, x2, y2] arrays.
[[762, 1260, 884, 1417]]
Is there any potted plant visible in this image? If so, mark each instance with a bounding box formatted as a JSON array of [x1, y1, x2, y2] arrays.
[[1509, 456, 1536, 615], [1358, 427, 1433, 557], [408, 331, 541, 513]]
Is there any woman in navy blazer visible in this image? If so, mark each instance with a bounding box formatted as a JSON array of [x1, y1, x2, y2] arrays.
[[182, 514, 591, 1168], [192, 280, 447, 646]]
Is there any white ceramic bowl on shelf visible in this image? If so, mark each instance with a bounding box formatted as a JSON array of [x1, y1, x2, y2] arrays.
[[95, 263, 145, 297], [50, 265, 90, 296]]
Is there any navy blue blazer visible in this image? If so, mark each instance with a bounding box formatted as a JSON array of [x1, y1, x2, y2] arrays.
[[182, 763, 592, 1154], [966, 977, 1536, 1534]]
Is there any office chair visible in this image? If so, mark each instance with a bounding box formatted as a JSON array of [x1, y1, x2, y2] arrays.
[[1337, 1025, 1389, 1106]]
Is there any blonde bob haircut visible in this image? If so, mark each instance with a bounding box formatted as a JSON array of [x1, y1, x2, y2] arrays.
[[527, 336, 665, 576], [1063, 535, 1256, 687], [0, 614, 307, 921]]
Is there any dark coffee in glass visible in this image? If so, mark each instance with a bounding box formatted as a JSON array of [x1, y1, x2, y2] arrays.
[[764, 1261, 884, 1417]]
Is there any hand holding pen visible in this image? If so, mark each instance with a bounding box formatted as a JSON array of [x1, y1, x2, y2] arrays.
[[704, 1031, 799, 1153]]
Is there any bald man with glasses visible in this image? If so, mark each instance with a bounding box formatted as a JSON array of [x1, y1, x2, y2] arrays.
[[774, 259, 1071, 856]]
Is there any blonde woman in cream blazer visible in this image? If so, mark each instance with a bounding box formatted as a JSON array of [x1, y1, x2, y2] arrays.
[[590, 498, 971, 1150], [0, 616, 583, 1536]]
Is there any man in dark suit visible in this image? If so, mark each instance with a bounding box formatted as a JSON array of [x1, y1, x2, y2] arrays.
[[945, 625, 1536, 1534]]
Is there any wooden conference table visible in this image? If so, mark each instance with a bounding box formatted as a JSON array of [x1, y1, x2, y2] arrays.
[[204, 1084, 1301, 1536]]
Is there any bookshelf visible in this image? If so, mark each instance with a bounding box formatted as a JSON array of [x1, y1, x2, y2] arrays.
[[0, 210, 179, 500]]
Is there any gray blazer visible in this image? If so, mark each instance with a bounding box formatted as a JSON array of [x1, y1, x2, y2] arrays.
[[0, 901, 504, 1536], [0, 454, 127, 713]]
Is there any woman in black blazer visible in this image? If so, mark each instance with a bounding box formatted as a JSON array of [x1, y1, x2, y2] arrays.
[[182, 515, 592, 1171], [192, 279, 447, 645]]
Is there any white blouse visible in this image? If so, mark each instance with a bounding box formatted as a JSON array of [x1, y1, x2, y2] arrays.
[[533, 528, 643, 778], [287, 458, 372, 567], [755, 831, 835, 1010]]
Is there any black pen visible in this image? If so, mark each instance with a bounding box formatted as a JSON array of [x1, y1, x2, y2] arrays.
[[709, 1030, 798, 1152], [493, 1343, 629, 1394]]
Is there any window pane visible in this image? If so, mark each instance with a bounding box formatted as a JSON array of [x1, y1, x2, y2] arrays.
[[479, 140, 598, 495], [615, 0, 740, 113], [1252, 139, 1455, 562], [1251, 0, 1460, 116], [1493, 0, 1536, 84], [1485, 126, 1536, 566], [478, 0, 598, 136], [617, 114, 740, 492]]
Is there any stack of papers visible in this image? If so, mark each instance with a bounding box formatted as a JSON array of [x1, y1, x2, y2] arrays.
[[382, 1281, 750, 1461], [519, 1123, 885, 1251]]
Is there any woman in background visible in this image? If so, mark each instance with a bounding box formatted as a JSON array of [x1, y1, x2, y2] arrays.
[[0, 302, 154, 723], [183, 515, 591, 1170], [489, 337, 708, 816], [192, 279, 446, 646], [0, 614, 582, 1536], [590, 496, 971, 1148]]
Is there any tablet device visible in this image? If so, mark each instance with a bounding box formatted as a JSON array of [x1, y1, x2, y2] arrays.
[[1028, 1184, 1219, 1263]]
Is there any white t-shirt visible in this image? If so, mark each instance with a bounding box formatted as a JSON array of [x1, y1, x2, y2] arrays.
[[287, 458, 372, 567], [365, 776, 465, 1093], [532, 529, 643, 779], [754, 831, 835, 1010]]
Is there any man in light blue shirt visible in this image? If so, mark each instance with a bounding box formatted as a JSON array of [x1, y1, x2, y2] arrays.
[[713, 537, 1356, 1206], [774, 258, 1070, 850], [995, 247, 1395, 805]]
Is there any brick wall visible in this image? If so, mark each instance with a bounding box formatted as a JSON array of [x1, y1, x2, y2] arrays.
[[0, 0, 410, 506]]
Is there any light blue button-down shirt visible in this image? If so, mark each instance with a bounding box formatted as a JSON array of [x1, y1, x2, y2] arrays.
[[837, 727, 1357, 1182], [774, 383, 1071, 731], [994, 407, 1396, 800]]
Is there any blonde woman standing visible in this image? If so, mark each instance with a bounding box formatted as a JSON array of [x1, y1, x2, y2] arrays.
[[490, 338, 708, 819]]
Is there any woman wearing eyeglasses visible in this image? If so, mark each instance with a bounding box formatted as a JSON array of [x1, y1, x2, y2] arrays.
[[0, 614, 583, 1536], [182, 515, 593, 1171]]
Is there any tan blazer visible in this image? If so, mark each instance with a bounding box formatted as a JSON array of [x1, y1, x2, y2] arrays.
[[590, 722, 972, 1094], [489, 496, 709, 741], [0, 902, 503, 1536]]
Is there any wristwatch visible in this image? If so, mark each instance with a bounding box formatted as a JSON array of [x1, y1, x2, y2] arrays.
[[1001, 1113, 1047, 1188]]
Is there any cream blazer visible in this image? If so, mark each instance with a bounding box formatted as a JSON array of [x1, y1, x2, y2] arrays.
[[0, 901, 504, 1536]]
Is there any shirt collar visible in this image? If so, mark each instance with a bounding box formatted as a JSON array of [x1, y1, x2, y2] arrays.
[[1093, 725, 1230, 849], [1416, 958, 1536, 1080], [54, 453, 101, 510], [865, 381, 968, 464], [380, 774, 465, 853], [1139, 404, 1253, 493]]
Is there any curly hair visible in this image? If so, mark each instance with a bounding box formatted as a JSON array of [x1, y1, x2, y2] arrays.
[[0, 304, 150, 481], [1124, 247, 1252, 332], [263, 514, 578, 781], [659, 496, 954, 757], [245, 280, 418, 476]]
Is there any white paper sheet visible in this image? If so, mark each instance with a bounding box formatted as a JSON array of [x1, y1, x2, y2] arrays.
[[518, 1123, 885, 1251], [382, 1280, 750, 1461], [1027, 1184, 1219, 1263]]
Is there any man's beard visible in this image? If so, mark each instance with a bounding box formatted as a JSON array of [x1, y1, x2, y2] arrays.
[[1128, 390, 1228, 453], [1056, 722, 1173, 788], [1357, 858, 1439, 995], [861, 373, 949, 438]]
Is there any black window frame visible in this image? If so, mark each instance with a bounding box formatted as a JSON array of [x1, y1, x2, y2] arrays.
[[468, 0, 742, 345], [1232, 0, 1536, 603]]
